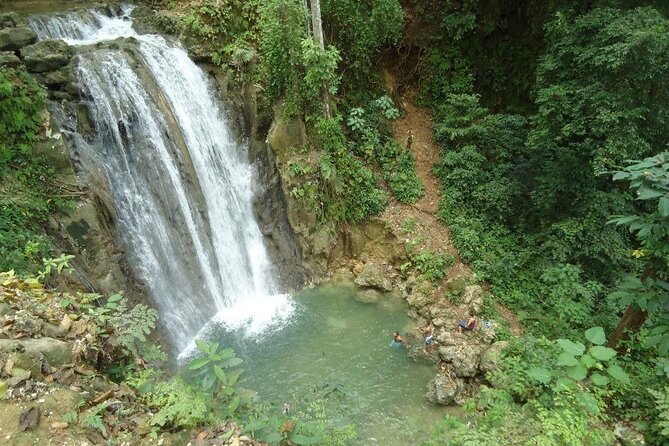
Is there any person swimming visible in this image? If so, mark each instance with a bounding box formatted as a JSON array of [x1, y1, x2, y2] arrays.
[[390, 331, 406, 348]]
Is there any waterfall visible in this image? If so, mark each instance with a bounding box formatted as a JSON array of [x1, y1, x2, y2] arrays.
[[29, 7, 294, 354]]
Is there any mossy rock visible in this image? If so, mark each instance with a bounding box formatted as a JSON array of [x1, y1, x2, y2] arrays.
[[0, 50, 21, 67], [0, 26, 37, 51], [20, 40, 73, 73]]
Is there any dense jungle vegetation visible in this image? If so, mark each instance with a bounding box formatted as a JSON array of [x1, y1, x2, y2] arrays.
[[171, 0, 669, 443], [2, 0, 669, 444]]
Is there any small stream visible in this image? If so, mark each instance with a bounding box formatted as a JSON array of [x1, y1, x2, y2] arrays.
[[217, 284, 450, 445]]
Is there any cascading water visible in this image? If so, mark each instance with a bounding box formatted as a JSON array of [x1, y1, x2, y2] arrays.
[[29, 7, 294, 354]]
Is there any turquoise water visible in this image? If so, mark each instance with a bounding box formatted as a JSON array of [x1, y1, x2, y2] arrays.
[[217, 283, 448, 445]]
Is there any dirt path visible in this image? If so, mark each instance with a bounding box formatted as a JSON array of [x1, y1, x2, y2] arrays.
[[379, 70, 522, 335]]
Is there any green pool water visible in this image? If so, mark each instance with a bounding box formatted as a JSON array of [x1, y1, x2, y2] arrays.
[[217, 283, 449, 445]]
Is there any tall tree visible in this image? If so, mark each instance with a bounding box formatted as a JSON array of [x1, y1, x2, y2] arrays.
[[308, 0, 331, 117], [310, 0, 324, 49]]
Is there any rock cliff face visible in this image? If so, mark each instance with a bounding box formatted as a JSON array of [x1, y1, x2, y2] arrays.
[[0, 11, 146, 302]]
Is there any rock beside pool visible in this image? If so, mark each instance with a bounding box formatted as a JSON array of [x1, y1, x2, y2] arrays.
[[354, 288, 383, 303], [426, 373, 464, 405], [353, 262, 393, 292], [438, 344, 481, 378]]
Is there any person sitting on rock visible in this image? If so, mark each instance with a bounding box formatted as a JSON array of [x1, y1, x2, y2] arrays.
[[390, 331, 406, 348], [416, 320, 434, 351], [457, 312, 477, 333]]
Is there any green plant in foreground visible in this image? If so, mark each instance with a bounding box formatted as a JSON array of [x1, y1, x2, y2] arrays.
[[188, 340, 244, 417]]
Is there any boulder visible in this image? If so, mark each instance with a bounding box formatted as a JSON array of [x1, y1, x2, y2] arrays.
[[0, 12, 19, 29], [0, 338, 73, 375], [405, 290, 431, 310], [354, 288, 382, 304], [354, 263, 393, 292], [614, 422, 646, 446], [463, 285, 484, 314], [0, 51, 20, 67], [0, 27, 37, 51], [21, 40, 73, 73], [438, 344, 482, 377], [426, 373, 463, 405], [42, 66, 72, 86], [434, 328, 458, 346], [479, 340, 509, 373]]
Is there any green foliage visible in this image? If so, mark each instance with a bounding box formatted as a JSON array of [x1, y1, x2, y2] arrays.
[[244, 400, 357, 446], [609, 153, 669, 355], [182, 0, 261, 69], [37, 253, 74, 281], [258, 0, 308, 103], [0, 67, 65, 274], [402, 250, 454, 282], [650, 387, 669, 440], [346, 96, 423, 204], [300, 38, 341, 103], [321, 0, 403, 89], [309, 115, 388, 223], [528, 7, 669, 218], [187, 339, 244, 416], [523, 327, 630, 389], [0, 67, 45, 166], [128, 369, 211, 429]]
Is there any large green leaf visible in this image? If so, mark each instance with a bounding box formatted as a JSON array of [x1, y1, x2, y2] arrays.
[[589, 345, 616, 361], [556, 352, 579, 367], [227, 396, 240, 415], [188, 358, 210, 370], [567, 364, 588, 381], [195, 339, 210, 355], [526, 367, 552, 384], [227, 369, 244, 386], [591, 373, 610, 387], [659, 196, 669, 217], [579, 354, 596, 369], [556, 339, 585, 356], [637, 187, 665, 200], [219, 347, 235, 359], [214, 365, 227, 384], [584, 326, 606, 345], [607, 364, 630, 385], [555, 377, 576, 392], [222, 357, 243, 368], [202, 372, 216, 391]]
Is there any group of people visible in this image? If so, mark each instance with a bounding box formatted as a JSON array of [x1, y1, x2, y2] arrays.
[[390, 312, 477, 350]]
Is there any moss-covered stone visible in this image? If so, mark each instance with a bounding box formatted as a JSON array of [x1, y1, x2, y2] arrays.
[[0, 26, 37, 51], [20, 39, 73, 73], [0, 50, 21, 67]]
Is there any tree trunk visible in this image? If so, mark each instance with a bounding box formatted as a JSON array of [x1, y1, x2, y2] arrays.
[[302, 0, 311, 36], [308, 0, 331, 117], [608, 304, 647, 351], [310, 0, 324, 49]]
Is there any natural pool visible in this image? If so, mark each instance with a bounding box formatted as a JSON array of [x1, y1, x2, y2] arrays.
[[216, 283, 449, 445]]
